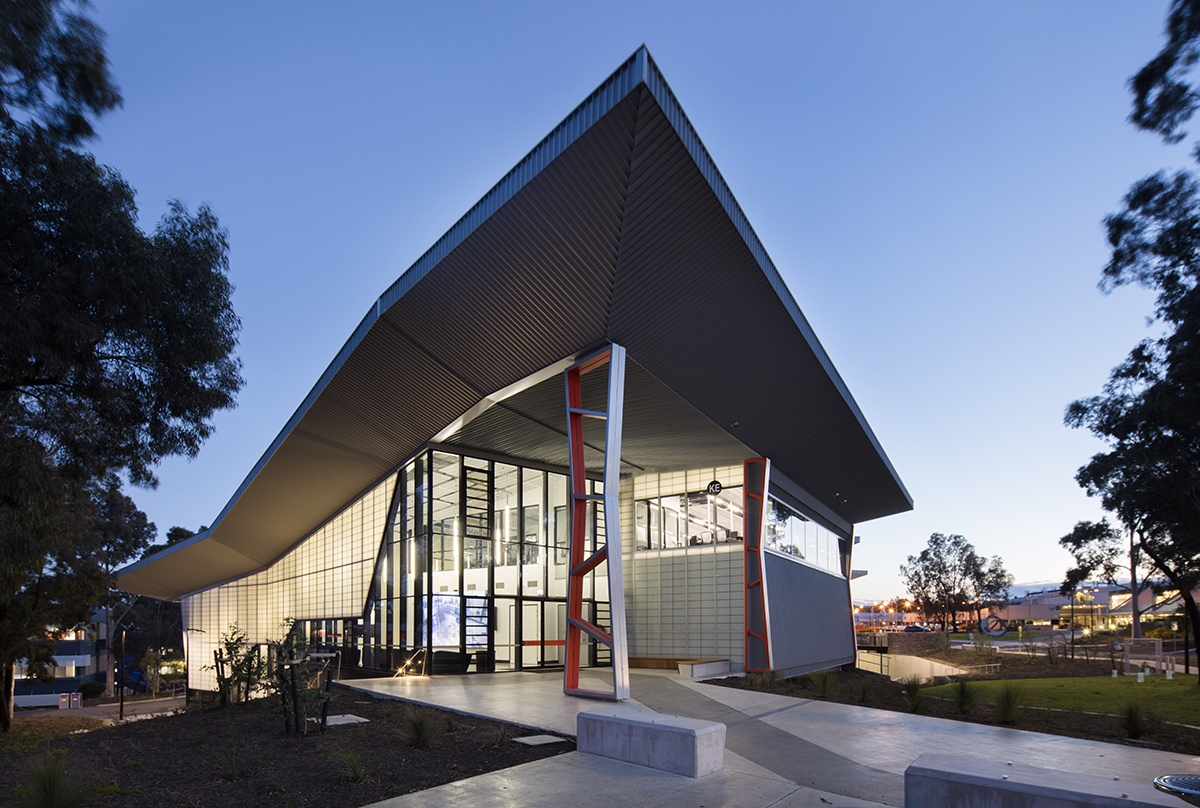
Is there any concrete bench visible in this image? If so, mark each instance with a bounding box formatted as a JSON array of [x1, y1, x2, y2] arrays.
[[577, 706, 725, 778], [905, 753, 1179, 807], [677, 658, 730, 678]]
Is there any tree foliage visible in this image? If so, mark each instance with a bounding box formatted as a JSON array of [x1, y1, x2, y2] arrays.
[[1058, 520, 1123, 596], [0, 1, 242, 727], [0, 0, 121, 145], [1, 131, 243, 487], [1066, 0, 1200, 673], [899, 533, 1011, 632], [0, 431, 100, 729]]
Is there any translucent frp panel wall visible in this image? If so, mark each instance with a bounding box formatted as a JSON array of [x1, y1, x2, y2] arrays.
[[625, 466, 745, 665], [183, 473, 396, 691]]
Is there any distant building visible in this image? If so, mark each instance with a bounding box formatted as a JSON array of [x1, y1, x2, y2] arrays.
[[13, 614, 104, 708]]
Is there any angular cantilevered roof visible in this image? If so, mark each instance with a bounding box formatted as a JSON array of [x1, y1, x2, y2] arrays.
[[117, 47, 912, 601]]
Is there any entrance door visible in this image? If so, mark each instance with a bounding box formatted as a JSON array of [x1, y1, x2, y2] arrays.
[[520, 601, 565, 668]]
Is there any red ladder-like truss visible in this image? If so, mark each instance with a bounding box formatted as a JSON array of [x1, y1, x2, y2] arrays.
[[744, 457, 772, 672], [563, 345, 630, 700]]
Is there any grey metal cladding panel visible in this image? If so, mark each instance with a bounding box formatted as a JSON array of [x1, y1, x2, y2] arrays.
[[764, 553, 855, 671], [379, 121, 636, 399]]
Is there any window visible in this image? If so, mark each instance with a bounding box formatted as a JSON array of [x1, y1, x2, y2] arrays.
[[634, 487, 744, 551]]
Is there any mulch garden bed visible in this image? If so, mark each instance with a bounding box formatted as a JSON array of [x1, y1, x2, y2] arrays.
[[2, 686, 574, 808], [706, 655, 1200, 758]]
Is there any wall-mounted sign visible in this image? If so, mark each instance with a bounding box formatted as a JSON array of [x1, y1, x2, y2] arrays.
[[706, 480, 722, 495]]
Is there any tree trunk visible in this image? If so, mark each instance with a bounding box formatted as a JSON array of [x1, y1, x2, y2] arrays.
[[1181, 591, 1200, 686], [1131, 540, 1198, 684], [1, 661, 13, 733], [102, 604, 114, 697], [1129, 527, 1142, 639]]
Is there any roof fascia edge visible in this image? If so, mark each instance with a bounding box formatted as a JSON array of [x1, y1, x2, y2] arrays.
[[115, 526, 215, 579], [165, 49, 653, 557], [637, 52, 912, 508]]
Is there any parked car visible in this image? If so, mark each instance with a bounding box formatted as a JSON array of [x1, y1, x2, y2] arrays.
[[903, 624, 933, 632]]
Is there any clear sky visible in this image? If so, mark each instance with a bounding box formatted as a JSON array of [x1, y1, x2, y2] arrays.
[[88, 1, 1188, 602]]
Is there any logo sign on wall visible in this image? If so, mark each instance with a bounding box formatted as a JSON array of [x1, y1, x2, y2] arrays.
[[707, 480, 722, 495], [981, 615, 1007, 637]]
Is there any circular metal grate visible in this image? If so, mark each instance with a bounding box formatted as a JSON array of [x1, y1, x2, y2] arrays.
[[1155, 775, 1200, 806]]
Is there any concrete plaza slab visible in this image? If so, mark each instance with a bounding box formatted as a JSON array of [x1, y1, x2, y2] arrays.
[[349, 669, 1200, 808]]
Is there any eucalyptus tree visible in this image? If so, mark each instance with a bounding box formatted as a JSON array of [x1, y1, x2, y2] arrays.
[[0, 0, 242, 727], [1066, 0, 1200, 669]]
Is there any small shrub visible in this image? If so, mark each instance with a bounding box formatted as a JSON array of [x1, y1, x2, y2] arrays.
[[901, 678, 925, 713], [813, 670, 838, 698], [488, 723, 512, 747], [953, 680, 978, 715], [268, 776, 285, 795], [858, 680, 871, 704], [79, 682, 105, 701], [763, 669, 780, 688], [1118, 703, 1163, 740], [15, 757, 91, 808], [207, 745, 246, 782], [444, 714, 459, 733], [330, 744, 367, 783], [1045, 642, 1060, 665], [994, 683, 1025, 725], [404, 706, 435, 749], [797, 674, 814, 689]]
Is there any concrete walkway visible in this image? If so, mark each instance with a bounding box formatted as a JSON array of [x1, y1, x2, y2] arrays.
[[346, 669, 1200, 808], [18, 695, 185, 723]]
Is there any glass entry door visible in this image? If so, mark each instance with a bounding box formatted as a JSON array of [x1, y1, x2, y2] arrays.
[[520, 601, 566, 668]]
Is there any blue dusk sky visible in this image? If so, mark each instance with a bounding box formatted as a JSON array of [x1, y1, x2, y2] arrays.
[[88, 1, 1187, 602]]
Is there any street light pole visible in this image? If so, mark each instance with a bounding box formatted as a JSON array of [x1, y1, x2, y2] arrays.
[[118, 629, 125, 721]]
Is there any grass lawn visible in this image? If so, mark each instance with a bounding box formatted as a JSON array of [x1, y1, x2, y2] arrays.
[[925, 674, 1200, 724], [1, 714, 109, 753]]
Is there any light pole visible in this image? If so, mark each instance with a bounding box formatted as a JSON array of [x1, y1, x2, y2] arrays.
[[118, 630, 125, 721]]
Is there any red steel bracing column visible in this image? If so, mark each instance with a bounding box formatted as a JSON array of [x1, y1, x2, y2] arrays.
[[563, 345, 629, 700], [744, 457, 772, 672]]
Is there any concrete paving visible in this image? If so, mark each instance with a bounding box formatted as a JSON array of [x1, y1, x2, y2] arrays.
[[17, 695, 185, 723], [347, 669, 1200, 808]]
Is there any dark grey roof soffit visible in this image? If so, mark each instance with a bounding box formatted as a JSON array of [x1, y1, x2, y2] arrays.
[[117, 46, 912, 601]]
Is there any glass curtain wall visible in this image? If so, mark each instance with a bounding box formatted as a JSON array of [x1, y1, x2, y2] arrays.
[[361, 448, 607, 675], [762, 495, 845, 577]]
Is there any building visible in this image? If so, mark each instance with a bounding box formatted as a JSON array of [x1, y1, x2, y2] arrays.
[[115, 48, 912, 697], [13, 615, 104, 707]]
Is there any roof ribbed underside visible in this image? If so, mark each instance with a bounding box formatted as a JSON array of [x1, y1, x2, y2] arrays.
[[445, 356, 754, 476], [117, 49, 911, 601]]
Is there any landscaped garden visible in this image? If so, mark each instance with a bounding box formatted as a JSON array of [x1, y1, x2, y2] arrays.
[[1, 687, 573, 808], [709, 643, 1200, 757]]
